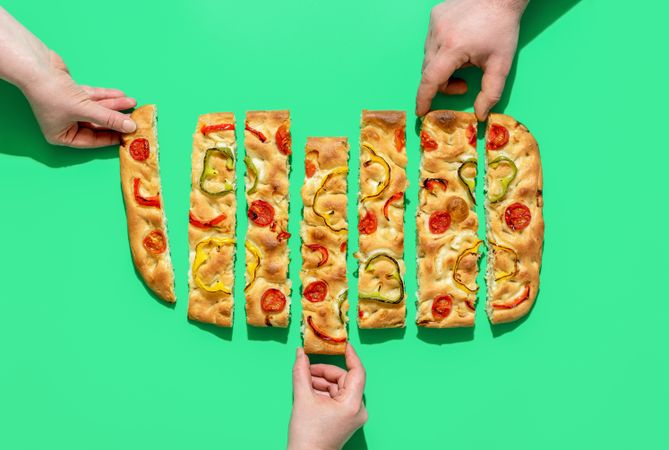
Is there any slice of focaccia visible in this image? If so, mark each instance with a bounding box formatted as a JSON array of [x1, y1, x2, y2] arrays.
[[120, 104, 175, 303], [187, 113, 237, 327], [416, 110, 480, 327], [300, 137, 349, 354], [244, 111, 292, 327], [357, 111, 408, 328], [485, 113, 544, 324]]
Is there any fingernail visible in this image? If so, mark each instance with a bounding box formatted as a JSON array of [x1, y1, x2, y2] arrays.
[[122, 119, 136, 133]]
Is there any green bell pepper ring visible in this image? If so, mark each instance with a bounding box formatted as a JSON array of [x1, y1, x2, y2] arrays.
[[488, 156, 518, 203], [358, 253, 405, 304], [244, 156, 259, 195], [457, 158, 477, 204], [336, 289, 348, 325], [200, 147, 234, 196]]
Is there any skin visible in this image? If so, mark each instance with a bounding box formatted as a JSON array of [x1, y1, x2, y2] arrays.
[[288, 344, 368, 450], [0, 7, 136, 148], [416, 0, 529, 120]]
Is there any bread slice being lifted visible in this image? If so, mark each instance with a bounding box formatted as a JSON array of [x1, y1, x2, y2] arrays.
[[119, 105, 176, 302]]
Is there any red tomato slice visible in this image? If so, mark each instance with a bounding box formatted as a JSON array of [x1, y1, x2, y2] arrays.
[[304, 280, 328, 303], [340, 242, 347, 253], [133, 178, 161, 208], [432, 294, 453, 320], [276, 124, 292, 155], [504, 202, 531, 231], [383, 192, 404, 221], [245, 123, 267, 143], [305, 160, 317, 178], [129, 138, 150, 161], [466, 123, 477, 147], [189, 211, 226, 229], [420, 131, 438, 151], [307, 316, 346, 343], [201, 123, 235, 134], [358, 209, 377, 235], [394, 126, 406, 152], [486, 124, 509, 150], [429, 211, 452, 234], [143, 230, 166, 254], [305, 244, 329, 267], [261, 289, 287, 313], [248, 200, 275, 227]]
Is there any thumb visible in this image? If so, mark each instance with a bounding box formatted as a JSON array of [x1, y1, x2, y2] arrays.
[[78, 100, 136, 133], [292, 347, 313, 400], [474, 57, 511, 121], [343, 343, 366, 401]]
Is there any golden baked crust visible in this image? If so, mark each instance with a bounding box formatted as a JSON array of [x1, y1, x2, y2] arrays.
[[357, 111, 408, 328], [187, 113, 237, 327], [416, 110, 479, 327], [300, 137, 349, 354], [485, 113, 544, 324], [119, 105, 175, 303], [244, 111, 291, 327]]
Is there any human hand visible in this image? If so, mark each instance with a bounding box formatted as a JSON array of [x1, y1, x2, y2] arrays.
[[288, 344, 368, 450], [0, 7, 136, 148], [416, 0, 528, 120]]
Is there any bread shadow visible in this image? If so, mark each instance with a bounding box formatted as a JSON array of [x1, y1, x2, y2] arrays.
[[358, 327, 406, 345], [188, 320, 233, 341], [416, 326, 474, 345], [246, 323, 290, 343], [0, 80, 118, 167]]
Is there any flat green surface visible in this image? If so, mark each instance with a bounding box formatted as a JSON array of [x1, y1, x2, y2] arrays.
[[1, 1, 667, 449]]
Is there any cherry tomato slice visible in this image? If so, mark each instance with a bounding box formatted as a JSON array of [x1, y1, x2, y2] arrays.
[[358, 209, 377, 235], [261, 288, 287, 313], [383, 192, 404, 221], [466, 123, 477, 147], [245, 123, 267, 143], [306, 244, 329, 267], [189, 211, 226, 229], [486, 124, 509, 150], [201, 123, 235, 135], [504, 202, 531, 231], [129, 138, 150, 161], [432, 294, 453, 320], [420, 131, 438, 151], [423, 178, 448, 193], [133, 178, 161, 208], [305, 160, 317, 178], [395, 126, 406, 152], [429, 211, 452, 234], [275, 124, 291, 155], [307, 316, 346, 343], [248, 200, 275, 227], [304, 280, 328, 303], [143, 230, 166, 254]]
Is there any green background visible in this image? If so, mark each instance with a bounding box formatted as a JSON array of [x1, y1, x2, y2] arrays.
[[1, 1, 666, 449]]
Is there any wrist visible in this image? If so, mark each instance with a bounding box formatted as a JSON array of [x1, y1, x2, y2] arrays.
[[484, 0, 529, 15]]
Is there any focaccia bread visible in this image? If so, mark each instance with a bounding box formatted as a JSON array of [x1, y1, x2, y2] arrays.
[[119, 104, 175, 303], [416, 110, 479, 327], [187, 113, 237, 327], [485, 113, 544, 324], [357, 111, 408, 328], [244, 111, 292, 327], [300, 137, 349, 354]]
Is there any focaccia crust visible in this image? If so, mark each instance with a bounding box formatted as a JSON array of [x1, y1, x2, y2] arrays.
[[485, 113, 544, 324], [416, 110, 479, 327], [244, 111, 291, 327], [119, 104, 175, 303], [357, 110, 408, 328], [301, 137, 349, 354], [187, 113, 237, 327]]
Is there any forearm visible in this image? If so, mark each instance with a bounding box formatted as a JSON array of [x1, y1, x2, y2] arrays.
[[0, 7, 50, 91], [488, 0, 529, 15]]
